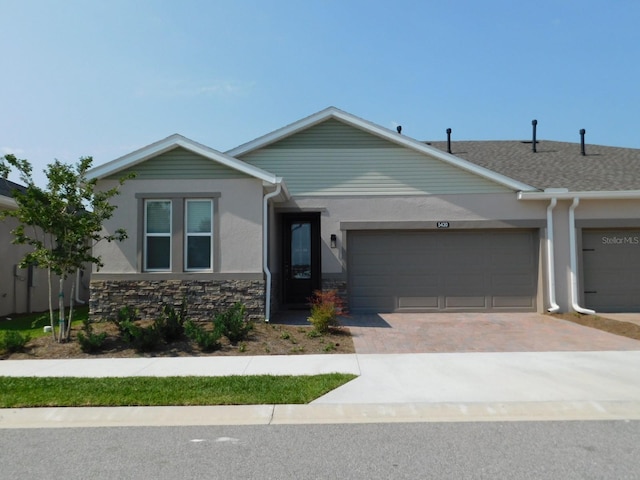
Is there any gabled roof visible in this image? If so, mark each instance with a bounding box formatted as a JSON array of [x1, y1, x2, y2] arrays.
[[0, 179, 25, 209], [226, 107, 537, 192], [87, 134, 281, 185], [428, 140, 640, 192]]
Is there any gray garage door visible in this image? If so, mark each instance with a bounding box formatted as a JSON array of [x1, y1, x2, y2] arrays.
[[348, 230, 539, 312], [583, 229, 640, 312]]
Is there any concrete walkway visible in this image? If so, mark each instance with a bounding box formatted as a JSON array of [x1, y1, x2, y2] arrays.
[[2, 351, 640, 428]]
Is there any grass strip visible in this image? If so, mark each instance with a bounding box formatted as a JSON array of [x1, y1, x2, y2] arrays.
[[0, 374, 357, 408], [0, 307, 88, 339]]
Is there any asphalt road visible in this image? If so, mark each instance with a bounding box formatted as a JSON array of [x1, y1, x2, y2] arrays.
[[2, 421, 639, 479]]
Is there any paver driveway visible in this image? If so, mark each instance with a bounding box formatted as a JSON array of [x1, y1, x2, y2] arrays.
[[340, 312, 640, 354]]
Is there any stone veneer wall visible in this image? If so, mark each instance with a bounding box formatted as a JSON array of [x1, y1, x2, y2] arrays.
[[321, 277, 348, 311], [90, 279, 265, 322]]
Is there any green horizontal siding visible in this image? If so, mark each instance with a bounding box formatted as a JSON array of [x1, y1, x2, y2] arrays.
[[241, 147, 512, 195], [108, 147, 250, 180], [266, 118, 396, 149]]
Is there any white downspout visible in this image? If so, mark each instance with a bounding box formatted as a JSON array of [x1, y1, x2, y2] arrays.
[[262, 183, 282, 322], [568, 197, 595, 314], [75, 269, 86, 305], [546, 198, 560, 313]]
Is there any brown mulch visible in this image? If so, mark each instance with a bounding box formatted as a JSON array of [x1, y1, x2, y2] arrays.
[[551, 313, 640, 341], [1, 320, 354, 360]]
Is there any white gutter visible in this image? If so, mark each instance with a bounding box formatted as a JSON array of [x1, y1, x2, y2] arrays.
[[262, 182, 282, 322], [545, 198, 560, 313], [519, 190, 640, 200], [568, 197, 595, 314]]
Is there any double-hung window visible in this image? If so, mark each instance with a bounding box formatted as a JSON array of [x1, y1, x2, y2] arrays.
[[144, 200, 172, 271], [185, 199, 213, 271]]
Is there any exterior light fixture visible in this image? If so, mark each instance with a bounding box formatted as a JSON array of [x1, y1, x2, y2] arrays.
[[330, 234, 337, 248]]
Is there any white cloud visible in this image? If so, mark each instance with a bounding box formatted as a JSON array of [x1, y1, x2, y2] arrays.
[[135, 79, 255, 98], [1, 146, 25, 155]]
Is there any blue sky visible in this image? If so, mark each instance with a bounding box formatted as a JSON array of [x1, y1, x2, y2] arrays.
[[2, 0, 639, 185]]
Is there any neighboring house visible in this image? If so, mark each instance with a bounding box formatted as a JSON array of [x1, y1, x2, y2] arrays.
[[87, 107, 640, 321], [0, 179, 88, 316]]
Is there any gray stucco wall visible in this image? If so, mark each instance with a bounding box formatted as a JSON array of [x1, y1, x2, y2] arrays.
[[95, 178, 265, 275], [1, 214, 88, 316]]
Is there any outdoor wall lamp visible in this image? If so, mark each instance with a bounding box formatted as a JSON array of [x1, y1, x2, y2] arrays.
[[330, 234, 337, 248]]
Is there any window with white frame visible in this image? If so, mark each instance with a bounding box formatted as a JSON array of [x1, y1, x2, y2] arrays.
[[185, 199, 213, 271], [144, 200, 172, 271]]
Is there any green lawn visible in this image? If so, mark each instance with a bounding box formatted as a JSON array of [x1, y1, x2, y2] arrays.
[[0, 307, 88, 339], [0, 374, 357, 408]]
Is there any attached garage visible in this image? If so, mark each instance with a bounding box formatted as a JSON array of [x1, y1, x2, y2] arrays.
[[582, 229, 640, 312], [348, 230, 539, 312]]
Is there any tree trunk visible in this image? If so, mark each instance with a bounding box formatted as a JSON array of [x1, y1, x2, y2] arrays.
[[47, 267, 56, 341], [66, 276, 75, 341], [58, 277, 65, 343]]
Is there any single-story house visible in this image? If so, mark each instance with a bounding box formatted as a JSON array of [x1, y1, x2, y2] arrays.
[[0, 179, 87, 316], [87, 107, 640, 321]]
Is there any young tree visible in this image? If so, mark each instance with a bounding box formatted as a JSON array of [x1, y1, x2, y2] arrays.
[[0, 154, 131, 342]]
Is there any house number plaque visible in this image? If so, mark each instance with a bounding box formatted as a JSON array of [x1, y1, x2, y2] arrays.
[[437, 221, 450, 228]]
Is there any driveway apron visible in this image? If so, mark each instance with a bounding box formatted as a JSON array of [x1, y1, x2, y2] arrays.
[[342, 312, 640, 354]]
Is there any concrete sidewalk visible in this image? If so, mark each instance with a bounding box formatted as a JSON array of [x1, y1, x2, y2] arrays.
[[1, 351, 640, 427]]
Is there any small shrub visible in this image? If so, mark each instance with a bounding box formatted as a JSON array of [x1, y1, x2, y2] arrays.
[[76, 318, 107, 353], [155, 303, 187, 342], [110, 306, 140, 337], [307, 290, 347, 334], [280, 331, 291, 340], [0, 330, 31, 353], [184, 320, 222, 352], [110, 306, 162, 352], [215, 303, 252, 344], [129, 324, 162, 353], [323, 342, 336, 352], [306, 329, 322, 339], [238, 342, 247, 353], [118, 320, 161, 353]]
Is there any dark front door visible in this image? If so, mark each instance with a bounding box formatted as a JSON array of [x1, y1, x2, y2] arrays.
[[282, 213, 321, 306]]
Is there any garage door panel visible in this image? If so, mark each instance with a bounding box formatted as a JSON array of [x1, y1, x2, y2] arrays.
[[394, 274, 439, 289], [443, 273, 485, 290], [398, 296, 439, 308], [490, 253, 534, 268], [444, 252, 485, 268], [349, 230, 538, 312], [491, 273, 535, 288], [492, 296, 535, 308], [583, 229, 640, 312], [350, 295, 394, 312], [444, 296, 487, 308]]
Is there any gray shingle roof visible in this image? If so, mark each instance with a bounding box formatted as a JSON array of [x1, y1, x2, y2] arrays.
[[0, 179, 26, 198], [427, 140, 640, 191]]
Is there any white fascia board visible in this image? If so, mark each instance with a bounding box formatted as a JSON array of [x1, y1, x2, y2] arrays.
[[87, 134, 278, 184], [0, 195, 17, 210], [518, 190, 640, 200], [226, 107, 537, 192], [226, 107, 342, 157]]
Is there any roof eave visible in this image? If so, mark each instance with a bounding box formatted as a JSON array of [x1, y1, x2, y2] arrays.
[[87, 134, 279, 184], [518, 189, 640, 200]]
